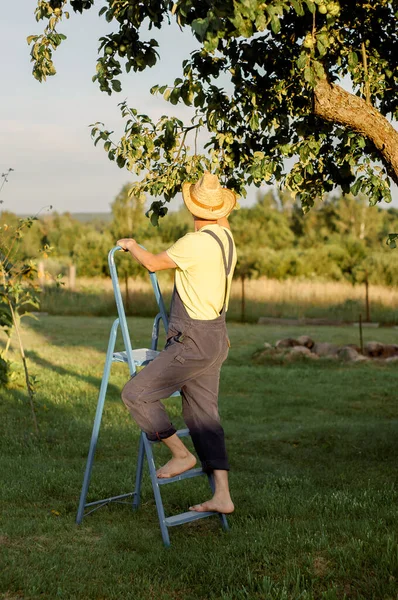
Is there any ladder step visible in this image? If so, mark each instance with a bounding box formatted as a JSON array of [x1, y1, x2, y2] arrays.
[[112, 348, 159, 365], [157, 467, 206, 486], [165, 510, 217, 527]]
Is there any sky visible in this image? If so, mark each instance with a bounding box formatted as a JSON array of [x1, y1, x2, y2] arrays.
[[1, 0, 397, 216]]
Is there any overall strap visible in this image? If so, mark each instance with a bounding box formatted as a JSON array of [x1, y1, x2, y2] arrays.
[[203, 229, 234, 313]]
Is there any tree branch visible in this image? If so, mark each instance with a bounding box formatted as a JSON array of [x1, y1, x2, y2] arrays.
[[314, 80, 398, 187]]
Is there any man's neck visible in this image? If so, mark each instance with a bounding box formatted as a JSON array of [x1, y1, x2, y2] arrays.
[[193, 218, 218, 232]]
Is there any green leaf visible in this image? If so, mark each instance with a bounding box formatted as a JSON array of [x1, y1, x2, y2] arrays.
[[255, 10, 267, 31], [249, 112, 259, 131], [350, 178, 362, 196], [111, 79, 122, 92], [348, 51, 358, 69], [303, 0, 316, 14], [313, 60, 326, 79], [116, 155, 126, 168], [150, 212, 159, 227], [270, 15, 280, 34], [191, 17, 210, 41], [297, 51, 308, 70], [357, 137, 366, 149], [316, 39, 326, 57], [304, 66, 316, 86], [169, 88, 181, 105], [291, 0, 305, 16]]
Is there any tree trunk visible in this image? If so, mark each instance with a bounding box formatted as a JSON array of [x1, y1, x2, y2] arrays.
[[314, 80, 398, 186], [241, 275, 246, 323], [8, 301, 38, 434]]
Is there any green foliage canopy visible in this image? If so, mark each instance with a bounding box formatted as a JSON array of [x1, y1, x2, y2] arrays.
[[30, 0, 398, 229]]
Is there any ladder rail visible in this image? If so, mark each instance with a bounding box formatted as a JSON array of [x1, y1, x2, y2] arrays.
[[76, 318, 120, 524], [108, 246, 169, 362], [108, 247, 136, 376], [147, 270, 169, 333]]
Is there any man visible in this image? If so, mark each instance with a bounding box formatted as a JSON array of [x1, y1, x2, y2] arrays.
[[117, 172, 237, 515]]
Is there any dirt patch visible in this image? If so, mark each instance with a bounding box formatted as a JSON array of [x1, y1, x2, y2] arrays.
[[313, 555, 331, 578]]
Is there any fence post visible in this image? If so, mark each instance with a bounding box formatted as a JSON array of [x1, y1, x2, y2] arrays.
[[364, 272, 370, 322], [38, 261, 45, 287], [69, 264, 76, 291]]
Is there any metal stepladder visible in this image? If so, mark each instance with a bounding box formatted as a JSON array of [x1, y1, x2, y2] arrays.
[[76, 246, 229, 546]]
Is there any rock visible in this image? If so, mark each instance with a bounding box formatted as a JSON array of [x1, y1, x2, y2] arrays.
[[263, 342, 273, 351], [385, 356, 398, 363], [312, 342, 339, 357], [253, 348, 278, 362], [346, 343, 361, 352], [364, 341, 384, 357], [380, 344, 398, 359], [353, 354, 370, 362], [297, 335, 315, 349], [338, 346, 359, 362], [275, 338, 301, 349], [288, 345, 312, 356]]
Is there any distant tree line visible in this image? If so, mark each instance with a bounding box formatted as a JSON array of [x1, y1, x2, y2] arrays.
[[1, 185, 398, 290]]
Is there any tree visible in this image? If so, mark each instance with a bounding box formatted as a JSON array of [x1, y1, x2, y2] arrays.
[[109, 184, 148, 310], [333, 194, 385, 246], [0, 216, 43, 434], [109, 183, 146, 240], [29, 0, 398, 242]]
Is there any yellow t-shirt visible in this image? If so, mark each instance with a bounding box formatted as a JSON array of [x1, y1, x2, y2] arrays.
[[166, 224, 237, 320]]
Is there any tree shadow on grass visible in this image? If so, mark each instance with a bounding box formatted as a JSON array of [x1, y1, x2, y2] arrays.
[[26, 349, 122, 400], [25, 314, 167, 355]]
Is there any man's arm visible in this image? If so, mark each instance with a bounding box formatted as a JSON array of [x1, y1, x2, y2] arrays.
[[116, 238, 177, 272]]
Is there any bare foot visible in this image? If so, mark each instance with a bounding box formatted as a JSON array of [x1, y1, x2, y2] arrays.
[[189, 496, 235, 514], [157, 453, 196, 478]]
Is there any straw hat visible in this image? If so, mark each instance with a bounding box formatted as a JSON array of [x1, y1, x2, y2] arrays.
[[182, 171, 236, 220]]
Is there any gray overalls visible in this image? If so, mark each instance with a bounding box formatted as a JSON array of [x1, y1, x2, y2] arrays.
[[121, 229, 235, 472]]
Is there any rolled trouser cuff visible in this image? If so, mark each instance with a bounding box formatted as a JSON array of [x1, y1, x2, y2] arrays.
[[145, 425, 177, 442], [201, 458, 230, 473]]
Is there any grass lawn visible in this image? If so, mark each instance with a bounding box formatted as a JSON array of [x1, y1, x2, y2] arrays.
[[1, 316, 398, 600]]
